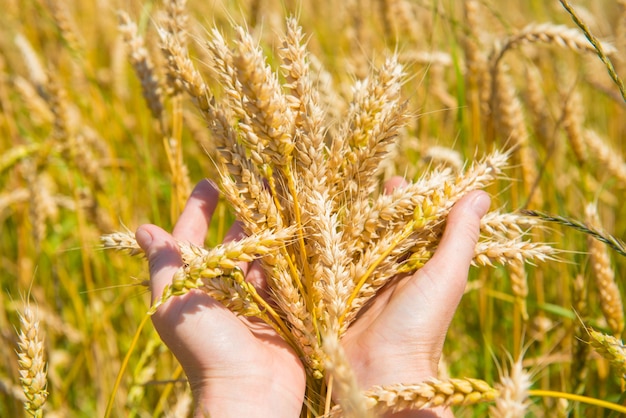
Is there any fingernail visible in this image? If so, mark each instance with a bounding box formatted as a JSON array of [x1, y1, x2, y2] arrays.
[[471, 191, 491, 217], [135, 227, 153, 250]]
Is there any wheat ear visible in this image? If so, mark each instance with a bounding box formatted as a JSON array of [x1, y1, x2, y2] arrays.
[[489, 355, 533, 418], [585, 204, 624, 336], [332, 378, 497, 416], [17, 306, 48, 417], [588, 328, 626, 379]]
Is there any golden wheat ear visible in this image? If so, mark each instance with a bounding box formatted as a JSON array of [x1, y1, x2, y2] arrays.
[[17, 305, 48, 418]]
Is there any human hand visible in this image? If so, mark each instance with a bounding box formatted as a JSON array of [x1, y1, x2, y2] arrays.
[[135, 180, 306, 418], [341, 178, 491, 418]]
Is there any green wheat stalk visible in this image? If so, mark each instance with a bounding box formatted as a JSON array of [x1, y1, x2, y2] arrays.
[[521, 210, 626, 258]]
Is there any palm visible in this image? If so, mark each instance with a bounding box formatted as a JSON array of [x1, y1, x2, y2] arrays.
[[342, 189, 490, 391], [137, 180, 305, 416]]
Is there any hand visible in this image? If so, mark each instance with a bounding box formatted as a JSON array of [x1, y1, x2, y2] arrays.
[[135, 180, 306, 418], [341, 178, 491, 418]]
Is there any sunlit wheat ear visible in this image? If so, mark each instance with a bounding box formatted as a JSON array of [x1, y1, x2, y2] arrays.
[[278, 17, 327, 188], [12, 76, 54, 127], [491, 63, 542, 207], [492, 23, 617, 66], [587, 327, 626, 379], [17, 305, 48, 418], [489, 355, 533, 418], [380, 0, 419, 43], [44, 0, 83, 54], [583, 129, 626, 186], [585, 203, 624, 336], [118, 11, 165, 122], [330, 56, 406, 201], [328, 378, 498, 416], [508, 258, 529, 320], [524, 65, 551, 143], [13, 34, 48, 88], [462, 0, 491, 121], [562, 90, 586, 165], [422, 146, 463, 172], [231, 26, 295, 167], [159, 0, 189, 49]]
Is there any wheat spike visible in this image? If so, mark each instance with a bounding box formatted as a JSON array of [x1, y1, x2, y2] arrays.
[[585, 203, 624, 335], [492, 23, 616, 66], [489, 356, 533, 418], [332, 378, 498, 416], [17, 306, 48, 417], [491, 63, 542, 206], [584, 129, 626, 186], [588, 328, 626, 378], [562, 89, 587, 164], [118, 11, 165, 122], [45, 0, 83, 54], [524, 66, 551, 144]]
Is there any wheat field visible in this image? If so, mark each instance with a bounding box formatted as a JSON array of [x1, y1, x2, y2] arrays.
[[1, 0, 625, 416]]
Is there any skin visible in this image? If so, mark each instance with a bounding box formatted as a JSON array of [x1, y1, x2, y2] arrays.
[[136, 178, 490, 418]]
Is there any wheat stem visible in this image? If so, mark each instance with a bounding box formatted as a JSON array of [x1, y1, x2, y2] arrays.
[[558, 0, 626, 102], [529, 389, 626, 414]]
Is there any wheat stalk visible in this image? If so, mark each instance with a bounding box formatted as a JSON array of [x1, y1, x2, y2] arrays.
[[522, 210, 626, 257]]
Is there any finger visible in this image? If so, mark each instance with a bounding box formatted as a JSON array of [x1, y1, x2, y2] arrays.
[[172, 179, 220, 246], [223, 220, 247, 244], [136, 224, 183, 303], [413, 190, 491, 309], [384, 176, 408, 195]]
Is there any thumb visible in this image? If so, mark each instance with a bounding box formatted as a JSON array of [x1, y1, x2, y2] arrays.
[[136, 224, 183, 304], [417, 190, 491, 306]]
